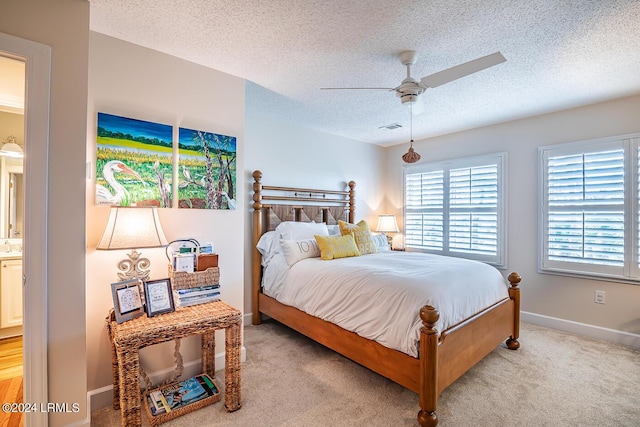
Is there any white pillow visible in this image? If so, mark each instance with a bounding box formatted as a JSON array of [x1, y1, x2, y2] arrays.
[[280, 238, 321, 267], [275, 221, 329, 241], [372, 233, 391, 252], [327, 224, 341, 236], [256, 231, 280, 266]]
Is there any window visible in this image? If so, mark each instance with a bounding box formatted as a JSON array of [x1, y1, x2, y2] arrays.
[[539, 134, 640, 282], [404, 153, 506, 267]]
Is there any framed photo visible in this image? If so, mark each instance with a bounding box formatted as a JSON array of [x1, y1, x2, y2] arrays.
[[143, 278, 175, 317], [111, 279, 145, 323]]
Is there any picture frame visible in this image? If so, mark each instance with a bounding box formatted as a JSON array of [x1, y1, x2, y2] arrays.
[[111, 279, 145, 323], [143, 278, 175, 317]]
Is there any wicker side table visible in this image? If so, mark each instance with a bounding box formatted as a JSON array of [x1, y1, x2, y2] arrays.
[[106, 300, 242, 427]]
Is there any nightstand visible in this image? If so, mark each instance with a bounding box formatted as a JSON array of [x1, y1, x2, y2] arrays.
[[106, 300, 242, 427]]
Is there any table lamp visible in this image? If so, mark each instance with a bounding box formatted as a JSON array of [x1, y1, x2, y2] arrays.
[[97, 206, 168, 281], [376, 214, 399, 247]]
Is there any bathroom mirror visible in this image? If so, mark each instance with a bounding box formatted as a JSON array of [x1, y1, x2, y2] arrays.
[[7, 171, 23, 238], [1, 158, 23, 239]]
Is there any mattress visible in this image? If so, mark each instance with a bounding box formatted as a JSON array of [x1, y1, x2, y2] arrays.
[[262, 251, 509, 357]]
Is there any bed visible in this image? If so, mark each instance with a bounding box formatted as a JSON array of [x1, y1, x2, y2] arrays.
[[251, 170, 521, 427]]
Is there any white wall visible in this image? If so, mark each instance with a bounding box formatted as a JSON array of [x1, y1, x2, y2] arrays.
[[0, 112, 23, 147], [86, 32, 245, 405], [384, 94, 640, 343], [244, 104, 386, 315], [0, 0, 90, 425]]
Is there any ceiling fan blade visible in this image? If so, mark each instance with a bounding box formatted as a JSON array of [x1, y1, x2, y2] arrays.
[[320, 87, 395, 90], [420, 52, 506, 88]]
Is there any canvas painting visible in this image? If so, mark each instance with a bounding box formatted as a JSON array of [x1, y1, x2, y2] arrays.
[[177, 127, 237, 209], [96, 112, 173, 207]]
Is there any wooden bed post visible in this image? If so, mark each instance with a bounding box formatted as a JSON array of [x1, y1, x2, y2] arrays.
[[252, 170, 264, 325], [348, 181, 356, 223], [418, 305, 440, 427], [506, 272, 521, 349]]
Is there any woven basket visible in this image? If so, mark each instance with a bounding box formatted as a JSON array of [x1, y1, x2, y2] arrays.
[[143, 374, 221, 426], [169, 266, 220, 290]]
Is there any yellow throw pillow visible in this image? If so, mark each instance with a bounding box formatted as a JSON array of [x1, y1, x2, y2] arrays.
[[314, 234, 361, 260], [338, 220, 378, 255]]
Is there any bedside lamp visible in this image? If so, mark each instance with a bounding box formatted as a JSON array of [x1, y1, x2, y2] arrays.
[[97, 206, 168, 281], [376, 214, 399, 247]]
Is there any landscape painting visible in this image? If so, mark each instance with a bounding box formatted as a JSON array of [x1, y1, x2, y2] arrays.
[[96, 112, 173, 207], [177, 127, 237, 209]]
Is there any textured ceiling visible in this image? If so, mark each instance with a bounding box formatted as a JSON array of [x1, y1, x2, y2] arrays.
[[89, 0, 640, 146]]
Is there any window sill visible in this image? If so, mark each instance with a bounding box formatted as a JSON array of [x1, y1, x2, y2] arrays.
[[538, 267, 640, 286]]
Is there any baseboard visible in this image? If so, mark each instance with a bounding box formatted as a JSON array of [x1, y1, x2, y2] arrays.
[[521, 311, 640, 348], [87, 346, 246, 418], [244, 312, 253, 325]]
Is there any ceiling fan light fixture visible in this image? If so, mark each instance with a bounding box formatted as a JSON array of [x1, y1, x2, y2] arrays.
[[400, 94, 419, 105], [402, 143, 421, 163]]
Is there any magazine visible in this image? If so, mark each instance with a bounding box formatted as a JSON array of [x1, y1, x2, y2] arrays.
[[157, 375, 218, 413], [147, 390, 171, 415]]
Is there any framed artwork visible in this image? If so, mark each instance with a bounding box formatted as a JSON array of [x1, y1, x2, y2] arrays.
[[177, 127, 237, 210], [96, 112, 173, 207], [143, 278, 175, 317], [111, 279, 145, 323]]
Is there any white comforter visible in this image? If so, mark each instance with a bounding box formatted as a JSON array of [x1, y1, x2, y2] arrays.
[[263, 251, 509, 357]]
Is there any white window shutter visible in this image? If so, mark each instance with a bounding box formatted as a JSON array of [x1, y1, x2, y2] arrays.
[[404, 153, 505, 266]]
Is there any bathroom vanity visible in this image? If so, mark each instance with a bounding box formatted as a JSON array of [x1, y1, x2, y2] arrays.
[[0, 254, 21, 330]]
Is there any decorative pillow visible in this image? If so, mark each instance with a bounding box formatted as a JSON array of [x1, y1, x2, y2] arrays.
[[275, 221, 329, 241], [280, 238, 321, 267], [338, 220, 378, 255], [372, 233, 391, 252], [314, 234, 361, 260]]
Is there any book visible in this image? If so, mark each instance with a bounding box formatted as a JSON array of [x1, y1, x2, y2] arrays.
[[146, 395, 161, 416], [179, 291, 220, 302], [177, 285, 221, 307], [179, 294, 221, 307], [157, 375, 218, 412], [177, 285, 220, 297]]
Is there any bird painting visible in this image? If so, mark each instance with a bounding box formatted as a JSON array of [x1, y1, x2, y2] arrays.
[[96, 160, 146, 205], [218, 190, 236, 210]]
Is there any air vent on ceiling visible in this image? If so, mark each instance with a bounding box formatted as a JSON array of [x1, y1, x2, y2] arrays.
[[379, 122, 402, 130]]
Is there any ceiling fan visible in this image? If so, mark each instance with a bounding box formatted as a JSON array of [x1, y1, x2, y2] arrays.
[[320, 50, 506, 109], [322, 50, 506, 163]]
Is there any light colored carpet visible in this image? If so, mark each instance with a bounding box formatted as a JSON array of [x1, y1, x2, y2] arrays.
[[92, 321, 640, 427]]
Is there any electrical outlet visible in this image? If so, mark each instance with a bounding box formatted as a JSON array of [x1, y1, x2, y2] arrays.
[[594, 290, 606, 304]]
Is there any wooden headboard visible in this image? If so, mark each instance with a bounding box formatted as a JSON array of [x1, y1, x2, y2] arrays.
[[251, 170, 356, 324]]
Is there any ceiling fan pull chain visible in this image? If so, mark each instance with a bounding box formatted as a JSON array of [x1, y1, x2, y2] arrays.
[[402, 104, 421, 164]]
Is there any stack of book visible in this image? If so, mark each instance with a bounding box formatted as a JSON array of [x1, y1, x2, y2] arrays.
[[176, 284, 220, 307], [146, 374, 219, 416]]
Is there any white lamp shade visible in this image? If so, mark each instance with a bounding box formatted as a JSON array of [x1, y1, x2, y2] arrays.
[[376, 215, 399, 233], [97, 206, 168, 250]]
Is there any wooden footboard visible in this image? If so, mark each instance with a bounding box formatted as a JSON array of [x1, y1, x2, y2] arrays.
[[418, 272, 520, 426]]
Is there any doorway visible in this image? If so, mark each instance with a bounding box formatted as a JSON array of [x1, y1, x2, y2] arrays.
[[0, 32, 51, 427], [0, 53, 25, 427]]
